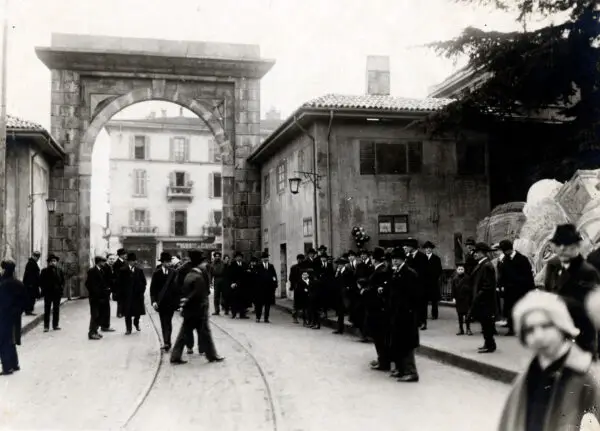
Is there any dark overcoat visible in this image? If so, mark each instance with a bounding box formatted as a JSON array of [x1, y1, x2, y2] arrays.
[[469, 258, 498, 321], [255, 262, 278, 305], [423, 253, 443, 302], [0, 276, 26, 346], [40, 266, 65, 298], [497, 251, 535, 306], [451, 273, 472, 314], [227, 261, 249, 308], [23, 258, 41, 300], [149, 266, 180, 311], [85, 266, 110, 302], [288, 262, 306, 309], [363, 263, 391, 333], [406, 251, 429, 302], [388, 264, 420, 355], [543, 254, 600, 354], [118, 265, 147, 317]]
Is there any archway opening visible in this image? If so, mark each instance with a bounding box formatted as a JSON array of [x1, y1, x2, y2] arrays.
[[91, 100, 224, 275]]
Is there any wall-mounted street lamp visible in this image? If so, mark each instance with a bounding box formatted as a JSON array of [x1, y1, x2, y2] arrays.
[[45, 198, 56, 213], [288, 170, 323, 248]]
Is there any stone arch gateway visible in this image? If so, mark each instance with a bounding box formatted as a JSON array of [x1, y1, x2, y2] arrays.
[[36, 34, 274, 296]]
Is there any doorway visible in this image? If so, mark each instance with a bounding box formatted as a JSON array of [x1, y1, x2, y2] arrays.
[[279, 243, 287, 298]]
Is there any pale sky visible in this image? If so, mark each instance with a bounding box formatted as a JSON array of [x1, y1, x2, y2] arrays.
[[1, 0, 549, 226]]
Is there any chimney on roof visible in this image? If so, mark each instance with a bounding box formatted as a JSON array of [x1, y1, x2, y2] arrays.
[[366, 55, 390, 96], [148, 111, 156, 119], [161, 109, 167, 118], [179, 107, 184, 117]]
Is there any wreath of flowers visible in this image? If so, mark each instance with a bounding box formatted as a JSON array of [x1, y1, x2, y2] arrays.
[[351, 225, 371, 248]]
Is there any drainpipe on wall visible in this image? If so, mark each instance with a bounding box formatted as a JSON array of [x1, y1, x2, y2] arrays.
[[30, 151, 40, 256], [325, 111, 334, 255], [292, 116, 319, 249]]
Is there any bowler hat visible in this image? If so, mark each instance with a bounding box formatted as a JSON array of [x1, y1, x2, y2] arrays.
[[159, 252, 172, 262], [422, 241, 436, 249], [234, 251, 243, 258], [318, 245, 327, 251], [250, 256, 258, 262], [372, 247, 386, 261], [499, 240, 513, 252], [117, 248, 127, 256], [126, 253, 137, 262], [391, 247, 407, 260], [405, 238, 419, 248], [550, 224, 582, 246], [261, 251, 270, 259], [94, 255, 107, 265], [47, 254, 60, 262], [307, 248, 316, 254], [347, 250, 357, 257], [474, 242, 492, 253]]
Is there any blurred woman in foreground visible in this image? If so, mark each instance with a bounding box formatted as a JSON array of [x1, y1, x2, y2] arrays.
[[0, 260, 25, 375]]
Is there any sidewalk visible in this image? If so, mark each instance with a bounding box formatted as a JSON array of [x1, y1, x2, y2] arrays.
[[21, 297, 69, 335], [274, 299, 531, 384], [0, 299, 161, 430]]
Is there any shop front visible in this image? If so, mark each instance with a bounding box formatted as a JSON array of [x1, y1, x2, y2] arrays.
[[161, 240, 222, 260]]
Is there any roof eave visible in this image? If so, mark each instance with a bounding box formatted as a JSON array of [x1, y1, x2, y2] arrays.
[[8, 129, 66, 160], [247, 106, 441, 165]]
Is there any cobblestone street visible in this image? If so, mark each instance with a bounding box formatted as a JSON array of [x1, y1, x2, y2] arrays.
[[0, 299, 510, 431]]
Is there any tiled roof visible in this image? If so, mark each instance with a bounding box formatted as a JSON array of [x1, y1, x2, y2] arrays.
[[302, 93, 454, 112], [7, 114, 46, 132]]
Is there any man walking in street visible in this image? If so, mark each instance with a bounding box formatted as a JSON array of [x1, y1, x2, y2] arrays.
[[497, 239, 535, 336], [100, 253, 117, 332], [288, 254, 306, 324], [404, 238, 429, 330], [170, 250, 224, 365], [254, 251, 278, 323], [40, 254, 65, 332], [113, 248, 127, 318], [150, 252, 180, 352], [211, 252, 229, 316], [118, 253, 147, 335], [332, 255, 352, 335], [388, 247, 420, 382], [422, 241, 443, 322], [0, 260, 25, 375], [227, 252, 249, 319], [468, 242, 498, 353], [85, 256, 110, 340], [22, 251, 41, 316]]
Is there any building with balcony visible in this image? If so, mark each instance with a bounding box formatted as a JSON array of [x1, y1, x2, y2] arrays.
[[105, 111, 223, 272]]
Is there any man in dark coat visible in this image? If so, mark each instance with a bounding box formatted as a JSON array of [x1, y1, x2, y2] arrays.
[[354, 249, 374, 341], [170, 250, 224, 365], [544, 224, 600, 355], [463, 237, 478, 275], [226, 252, 249, 319], [40, 254, 65, 332], [314, 253, 335, 317], [0, 260, 25, 375], [118, 253, 147, 335], [112, 248, 127, 318], [332, 255, 352, 335], [254, 252, 278, 323], [22, 251, 41, 316], [422, 241, 443, 321], [85, 256, 110, 340], [468, 242, 498, 353], [404, 238, 429, 330], [388, 248, 420, 382], [363, 247, 392, 371], [211, 252, 229, 316], [497, 239, 535, 336], [288, 254, 306, 324], [100, 253, 118, 332], [150, 252, 180, 352]]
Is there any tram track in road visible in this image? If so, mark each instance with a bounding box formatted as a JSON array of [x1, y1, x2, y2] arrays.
[[120, 303, 280, 431]]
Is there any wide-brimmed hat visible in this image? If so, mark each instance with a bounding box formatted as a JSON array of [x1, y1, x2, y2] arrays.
[[261, 251, 270, 259], [422, 241, 435, 249], [391, 247, 407, 260], [474, 242, 492, 253], [126, 253, 137, 262], [47, 254, 60, 262], [550, 224, 582, 246], [159, 252, 172, 262]]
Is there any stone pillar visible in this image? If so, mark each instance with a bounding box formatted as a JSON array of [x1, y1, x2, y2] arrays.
[[232, 78, 261, 257], [49, 69, 83, 297]]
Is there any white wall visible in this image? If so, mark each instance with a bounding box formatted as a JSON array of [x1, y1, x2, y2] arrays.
[[107, 126, 223, 238], [31, 149, 50, 265]]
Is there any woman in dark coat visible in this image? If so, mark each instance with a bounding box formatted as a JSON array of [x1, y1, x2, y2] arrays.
[[0, 260, 26, 375], [451, 263, 473, 335]]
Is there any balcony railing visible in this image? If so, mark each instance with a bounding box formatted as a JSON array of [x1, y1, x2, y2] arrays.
[[202, 225, 223, 237], [167, 185, 194, 201], [121, 225, 159, 236]]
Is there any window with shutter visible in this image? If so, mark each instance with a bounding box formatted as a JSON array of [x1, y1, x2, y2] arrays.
[[359, 141, 376, 174], [174, 210, 187, 236], [172, 137, 186, 163], [213, 172, 222, 198], [376, 143, 407, 174], [133, 169, 147, 196], [134, 136, 146, 160], [174, 172, 185, 187], [298, 149, 305, 171], [263, 173, 270, 201], [169, 172, 176, 187], [169, 137, 174, 161], [276, 161, 286, 193], [407, 141, 423, 173], [170, 211, 175, 235], [208, 138, 215, 162], [184, 138, 190, 162], [208, 172, 214, 198]]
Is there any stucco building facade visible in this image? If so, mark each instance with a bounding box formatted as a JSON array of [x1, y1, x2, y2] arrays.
[[4, 115, 65, 276], [104, 113, 223, 271], [249, 56, 491, 297]]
